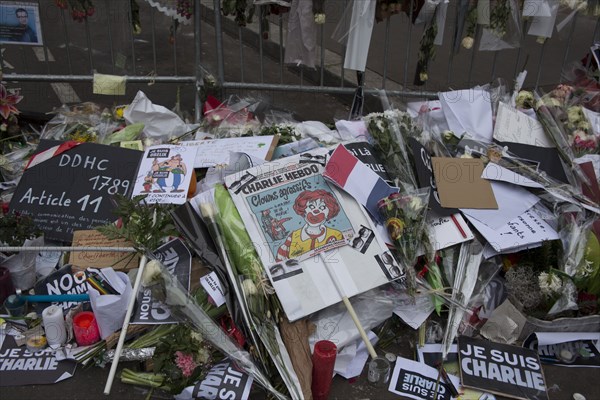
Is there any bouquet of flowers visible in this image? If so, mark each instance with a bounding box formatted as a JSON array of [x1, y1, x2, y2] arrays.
[[534, 85, 599, 158], [364, 108, 422, 194], [378, 188, 431, 294], [121, 325, 215, 394]]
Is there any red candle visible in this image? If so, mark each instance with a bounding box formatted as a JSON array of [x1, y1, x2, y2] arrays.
[[311, 340, 337, 400], [73, 311, 100, 346]]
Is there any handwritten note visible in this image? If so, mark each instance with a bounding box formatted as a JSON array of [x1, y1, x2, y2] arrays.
[[465, 209, 559, 253], [493, 102, 554, 148], [69, 230, 139, 271]]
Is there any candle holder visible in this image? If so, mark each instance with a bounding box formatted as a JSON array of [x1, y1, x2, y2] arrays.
[[367, 356, 391, 387], [311, 340, 337, 400], [3, 294, 27, 317], [73, 311, 100, 346]]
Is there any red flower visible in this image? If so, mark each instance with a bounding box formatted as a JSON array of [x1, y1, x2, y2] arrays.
[[0, 84, 23, 120]]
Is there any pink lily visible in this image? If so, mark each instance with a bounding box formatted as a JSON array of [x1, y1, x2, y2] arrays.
[[0, 84, 23, 120]]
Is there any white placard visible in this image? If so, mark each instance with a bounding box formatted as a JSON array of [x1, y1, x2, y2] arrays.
[[200, 271, 226, 308]]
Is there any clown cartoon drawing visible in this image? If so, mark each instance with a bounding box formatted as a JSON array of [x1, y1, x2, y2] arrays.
[[276, 189, 344, 261]]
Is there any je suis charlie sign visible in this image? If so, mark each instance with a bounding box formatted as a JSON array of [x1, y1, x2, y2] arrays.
[[9, 140, 142, 242], [0, 335, 76, 386], [458, 336, 548, 400]]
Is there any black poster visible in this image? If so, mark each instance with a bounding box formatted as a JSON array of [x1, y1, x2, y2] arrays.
[[458, 336, 548, 400], [10, 140, 142, 242], [33, 265, 89, 313], [523, 334, 600, 368], [0, 335, 77, 386], [190, 359, 253, 400], [393, 369, 454, 400], [131, 238, 191, 324], [409, 138, 456, 217]]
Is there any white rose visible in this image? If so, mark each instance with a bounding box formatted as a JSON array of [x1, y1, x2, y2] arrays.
[[461, 36, 474, 49]]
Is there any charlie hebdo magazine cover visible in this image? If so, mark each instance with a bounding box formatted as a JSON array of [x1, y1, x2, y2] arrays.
[[225, 148, 402, 321]]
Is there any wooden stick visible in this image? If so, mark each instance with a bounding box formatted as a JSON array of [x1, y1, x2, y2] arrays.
[[320, 254, 378, 359], [103, 253, 148, 395]]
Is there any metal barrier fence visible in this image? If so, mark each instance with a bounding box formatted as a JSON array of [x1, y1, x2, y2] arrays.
[[1, 0, 599, 120]]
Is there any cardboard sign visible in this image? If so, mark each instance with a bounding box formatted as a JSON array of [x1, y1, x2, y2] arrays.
[[69, 230, 139, 270], [0, 335, 77, 386], [9, 140, 142, 242], [131, 239, 191, 324], [410, 138, 457, 216], [388, 357, 460, 400], [182, 358, 253, 400], [33, 265, 89, 313], [432, 157, 498, 209], [458, 336, 548, 400]]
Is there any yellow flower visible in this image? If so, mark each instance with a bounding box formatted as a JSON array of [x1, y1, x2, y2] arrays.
[[515, 91, 534, 109], [314, 13, 326, 24], [419, 72, 428, 82]]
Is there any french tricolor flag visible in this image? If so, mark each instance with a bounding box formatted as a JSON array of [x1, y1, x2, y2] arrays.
[[324, 144, 398, 221]]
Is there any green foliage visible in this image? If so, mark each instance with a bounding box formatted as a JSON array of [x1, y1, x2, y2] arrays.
[[96, 194, 178, 252], [0, 213, 42, 248]]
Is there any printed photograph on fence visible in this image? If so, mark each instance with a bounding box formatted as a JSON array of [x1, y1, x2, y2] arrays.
[[131, 144, 198, 204], [246, 174, 353, 265], [225, 149, 401, 321], [0, 2, 43, 45]]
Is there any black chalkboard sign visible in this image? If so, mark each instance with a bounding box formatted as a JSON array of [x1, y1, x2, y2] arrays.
[[10, 140, 142, 242]]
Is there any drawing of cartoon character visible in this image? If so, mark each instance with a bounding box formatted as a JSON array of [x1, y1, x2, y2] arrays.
[[276, 189, 343, 261], [167, 154, 187, 192], [261, 209, 290, 241], [142, 172, 154, 193], [151, 154, 187, 193], [152, 158, 171, 192]]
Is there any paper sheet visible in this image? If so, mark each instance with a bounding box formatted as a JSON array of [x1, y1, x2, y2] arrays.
[[93, 73, 126, 95], [523, 0, 553, 16], [393, 292, 435, 330], [460, 181, 540, 230], [200, 271, 226, 308], [427, 211, 474, 250], [438, 88, 494, 142], [334, 331, 378, 379], [343, 0, 377, 71], [481, 163, 545, 188], [493, 102, 554, 148], [124, 91, 192, 139], [180, 136, 277, 168], [528, 0, 559, 38], [465, 208, 559, 252]]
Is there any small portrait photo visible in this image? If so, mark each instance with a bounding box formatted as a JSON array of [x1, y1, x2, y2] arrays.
[[269, 259, 303, 282], [350, 225, 375, 254], [0, 2, 43, 46], [375, 251, 405, 281]]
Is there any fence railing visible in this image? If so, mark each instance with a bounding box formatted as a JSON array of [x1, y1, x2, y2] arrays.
[[1, 0, 599, 121]]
